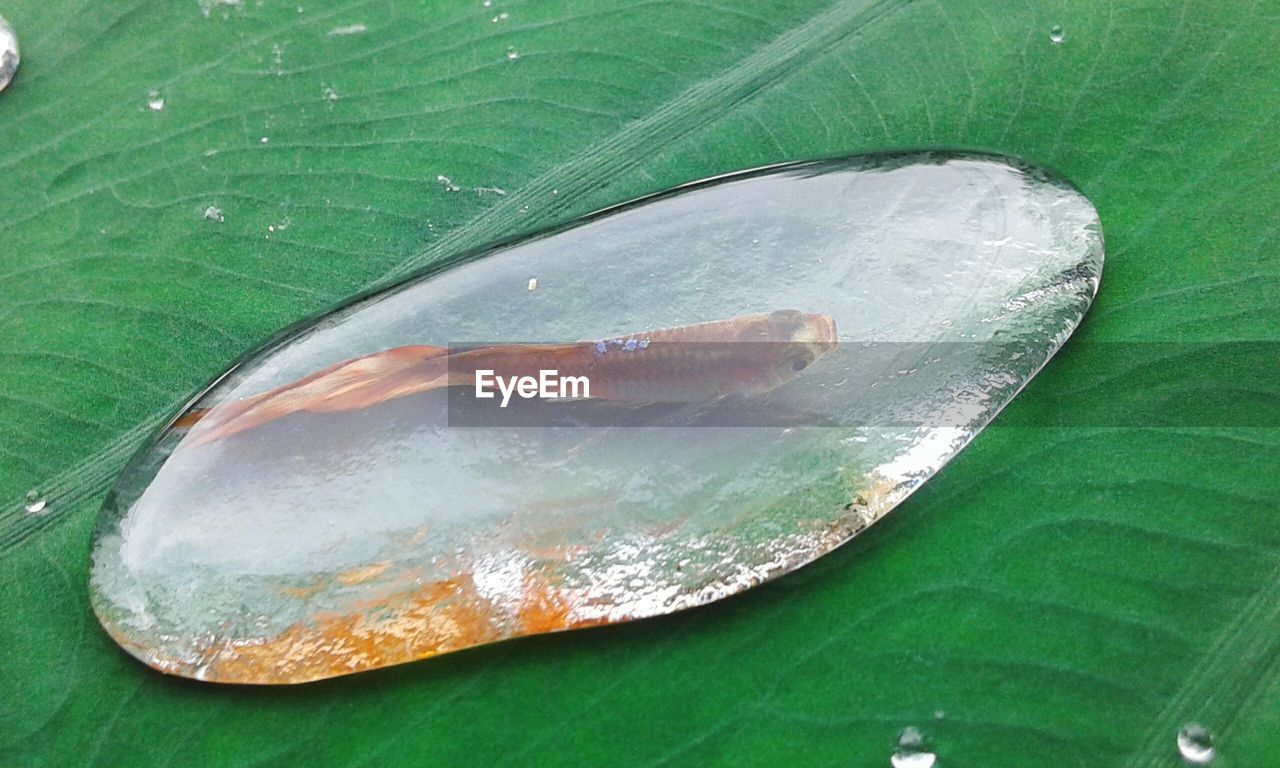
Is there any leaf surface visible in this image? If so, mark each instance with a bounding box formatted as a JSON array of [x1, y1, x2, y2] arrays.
[[0, 0, 1277, 765]]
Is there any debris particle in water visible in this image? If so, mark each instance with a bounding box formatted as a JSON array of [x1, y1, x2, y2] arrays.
[[1177, 723, 1215, 765], [491, 11, 508, 22], [203, 205, 225, 222], [1049, 24, 1065, 44], [506, 47, 519, 60], [527, 278, 537, 292], [146, 90, 166, 111], [436, 175, 461, 192], [24, 490, 47, 515], [259, 136, 269, 144], [322, 85, 339, 104], [328, 23, 367, 36], [0, 13, 19, 93]]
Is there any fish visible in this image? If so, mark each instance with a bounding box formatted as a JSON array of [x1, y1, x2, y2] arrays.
[[181, 310, 838, 446]]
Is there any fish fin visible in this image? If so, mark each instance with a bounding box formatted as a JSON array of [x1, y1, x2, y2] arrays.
[[185, 345, 451, 447]]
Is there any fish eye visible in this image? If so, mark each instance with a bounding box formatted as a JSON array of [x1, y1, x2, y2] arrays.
[[788, 356, 810, 372]]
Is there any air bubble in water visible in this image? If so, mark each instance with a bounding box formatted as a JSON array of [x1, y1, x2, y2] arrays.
[[1049, 25, 1065, 44], [25, 490, 47, 515], [147, 90, 166, 111], [1177, 723, 1215, 765], [890, 727, 937, 768], [0, 14, 19, 93]]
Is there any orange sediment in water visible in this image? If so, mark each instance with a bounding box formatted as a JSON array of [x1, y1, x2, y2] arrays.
[[105, 569, 607, 684]]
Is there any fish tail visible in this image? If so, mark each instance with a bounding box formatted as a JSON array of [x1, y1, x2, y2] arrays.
[[184, 345, 452, 447]]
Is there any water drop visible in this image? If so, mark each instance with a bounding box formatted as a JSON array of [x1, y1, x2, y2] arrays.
[[327, 23, 367, 36], [24, 489, 47, 515], [1177, 723, 1215, 765], [88, 152, 1104, 684], [203, 205, 224, 222], [146, 90, 166, 111], [1049, 24, 1065, 44], [198, 0, 243, 19], [506, 47, 519, 60], [527, 277, 538, 292], [891, 727, 937, 768], [0, 13, 19, 93]]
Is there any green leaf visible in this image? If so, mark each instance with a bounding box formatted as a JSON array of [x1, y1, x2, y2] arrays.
[[1, 0, 1276, 765]]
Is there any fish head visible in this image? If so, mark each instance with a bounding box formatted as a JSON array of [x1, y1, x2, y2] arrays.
[[733, 310, 839, 387]]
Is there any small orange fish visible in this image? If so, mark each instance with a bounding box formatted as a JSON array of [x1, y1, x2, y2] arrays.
[[182, 310, 837, 446]]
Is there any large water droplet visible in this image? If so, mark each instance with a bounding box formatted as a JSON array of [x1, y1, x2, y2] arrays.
[[1049, 24, 1065, 44], [1177, 723, 1215, 764], [891, 727, 937, 768], [24, 489, 47, 515], [90, 152, 1103, 683], [0, 14, 19, 93]]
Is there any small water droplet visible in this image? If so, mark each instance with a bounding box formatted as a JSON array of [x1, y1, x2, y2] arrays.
[[327, 23, 367, 36], [1049, 24, 1065, 44], [146, 90, 166, 111], [24, 489, 47, 515], [0, 14, 20, 93], [890, 727, 937, 768], [491, 11, 508, 22], [203, 205, 224, 222], [1177, 723, 1215, 765], [198, 0, 243, 19], [527, 277, 538, 292], [506, 47, 519, 60]]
